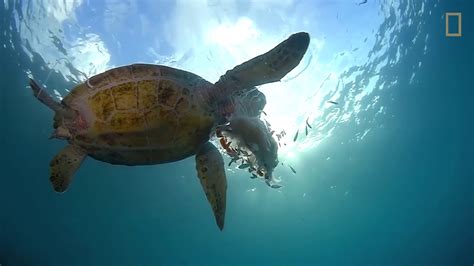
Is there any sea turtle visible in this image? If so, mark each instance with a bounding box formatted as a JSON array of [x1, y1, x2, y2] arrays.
[[29, 32, 310, 230]]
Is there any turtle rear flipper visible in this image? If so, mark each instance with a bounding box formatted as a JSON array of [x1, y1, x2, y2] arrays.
[[29, 79, 63, 112], [195, 142, 227, 230], [214, 32, 310, 94], [50, 145, 87, 193]]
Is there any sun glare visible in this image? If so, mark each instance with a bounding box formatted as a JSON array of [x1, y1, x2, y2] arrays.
[[207, 17, 260, 47]]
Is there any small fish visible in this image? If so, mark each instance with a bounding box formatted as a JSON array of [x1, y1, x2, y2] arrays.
[[289, 165, 297, 174], [327, 100, 339, 105], [305, 118, 313, 129], [238, 163, 250, 169], [262, 110, 267, 116], [265, 179, 282, 189], [250, 174, 258, 179], [305, 126, 308, 136], [228, 157, 237, 166], [357, 0, 367, 5], [293, 130, 299, 142]]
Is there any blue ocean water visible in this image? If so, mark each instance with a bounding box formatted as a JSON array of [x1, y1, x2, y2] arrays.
[[0, 0, 472, 265]]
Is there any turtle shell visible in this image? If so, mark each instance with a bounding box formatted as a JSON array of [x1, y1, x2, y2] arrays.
[[63, 64, 215, 165]]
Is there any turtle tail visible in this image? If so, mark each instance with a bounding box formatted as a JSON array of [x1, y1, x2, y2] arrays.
[[29, 79, 63, 113], [212, 32, 310, 96]]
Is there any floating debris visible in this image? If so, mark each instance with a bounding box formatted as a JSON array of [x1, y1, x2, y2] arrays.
[[327, 100, 339, 105], [293, 130, 299, 142], [288, 165, 297, 174]]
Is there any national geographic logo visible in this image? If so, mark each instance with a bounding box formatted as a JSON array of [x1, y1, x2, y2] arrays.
[[445, 12, 462, 37]]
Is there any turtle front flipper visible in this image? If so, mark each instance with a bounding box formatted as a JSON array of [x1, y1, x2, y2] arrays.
[[50, 145, 87, 193], [214, 32, 310, 93], [195, 142, 227, 230]]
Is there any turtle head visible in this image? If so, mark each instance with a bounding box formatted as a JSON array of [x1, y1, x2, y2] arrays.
[[50, 106, 87, 140], [50, 108, 75, 140]]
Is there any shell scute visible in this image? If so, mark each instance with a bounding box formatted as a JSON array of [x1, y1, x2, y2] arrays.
[[143, 109, 178, 137], [88, 71, 110, 88], [175, 97, 189, 113], [109, 111, 146, 132], [143, 109, 178, 146], [90, 88, 114, 121], [137, 80, 158, 109], [131, 64, 160, 79], [106, 67, 132, 83], [111, 83, 137, 110], [158, 80, 180, 107], [143, 109, 160, 127]]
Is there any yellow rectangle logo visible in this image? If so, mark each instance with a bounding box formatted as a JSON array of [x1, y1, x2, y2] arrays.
[[446, 12, 462, 37]]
